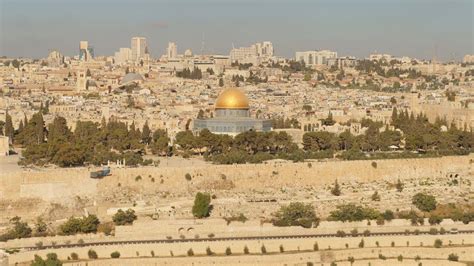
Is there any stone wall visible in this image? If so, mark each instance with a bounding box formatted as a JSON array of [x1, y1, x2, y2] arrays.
[[1, 154, 472, 201]]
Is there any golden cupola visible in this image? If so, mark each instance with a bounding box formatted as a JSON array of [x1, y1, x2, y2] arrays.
[[215, 88, 250, 109]]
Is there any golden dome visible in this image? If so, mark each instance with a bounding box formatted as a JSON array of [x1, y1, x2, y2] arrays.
[[215, 88, 249, 109]]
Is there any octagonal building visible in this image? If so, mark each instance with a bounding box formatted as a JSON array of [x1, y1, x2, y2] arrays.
[[193, 88, 272, 135]]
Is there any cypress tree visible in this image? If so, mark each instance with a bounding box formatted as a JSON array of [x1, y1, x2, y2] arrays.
[[5, 112, 14, 141], [141, 121, 151, 145]]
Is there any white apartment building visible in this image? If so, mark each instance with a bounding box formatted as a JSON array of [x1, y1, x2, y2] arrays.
[[131, 37, 147, 62], [369, 53, 392, 61], [167, 42, 178, 59], [114, 48, 132, 65], [230, 41, 274, 63], [463, 54, 474, 64], [295, 50, 337, 66]]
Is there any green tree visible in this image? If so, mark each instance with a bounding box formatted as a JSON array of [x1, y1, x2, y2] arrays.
[[31, 253, 62, 266], [8, 216, 32, 239], [272, 202, 319, 228], [150, 129, 170, 155], [88, 249, 98, 259], [112, 209, 137, 225], [4, 111, 14, 141], [412, 193, 437, 212], [47, 116, 72, 144], [110, 251, 120, 258], [192, 192, 211, 218], [302, 131, 335, 151], [329, 204, 381, 222], [141, 121, 151, 144], [331, 179, 341, 196]]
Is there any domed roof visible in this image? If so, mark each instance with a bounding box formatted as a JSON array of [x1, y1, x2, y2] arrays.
[[120, 73, 144, 84], [215, 88, 249, 109]]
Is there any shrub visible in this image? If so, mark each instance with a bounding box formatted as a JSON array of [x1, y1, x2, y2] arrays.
[[187, 248, 194, 256], [206, 246, 213, 256], [412, 193, 437, 212], [60, 215, 100, 235], [70, 252, 78, 260], [350, 228, 358, 237], [261, 245, 267, 254], [440, 227, 446, 234], [358, 239, 365, 248], [313, 242, 319, 251], [329, 204, 380, 222], [397, 255, 403, 262], [434, 239, 442, 248], [31, 253, 61, 266], [378, 254, 386, 260], [225, 247, 232, 255], [336, 230, 346, 237], [88, 249, 98, 259], [331, 179, 341, 196], [279, 245, 284, 253], [77, 239, 84, 244], [112, 209, 137, 225], [376, 216, 385, 225], [429, 228, 439, 235], [348, 256, 355, 264], [448, 253, 459, 261], [428, 215, 442, 225], [185, 173, 192, 181], [272, 202, 319, 228], [135, 175, 142, 181], [97, 222, 114, 236], [375, 241, 379, 247], [383, 210, 394, 221], [110, 251, 120, 258], [371, 191, 381, 201], [151, 250, 155, 257], [35, 241, 43, 248], [396, 179, 404, 192], [391, 241, 395, 247], [192, 192, 211, 218], [208, 233, 215, 238], [244, 245, 249, 254], [224, 213, 248, 225], [363, 230, 371, 236]]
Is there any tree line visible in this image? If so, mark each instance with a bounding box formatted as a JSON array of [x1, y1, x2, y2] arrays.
[[10, 111, 170, 167], [8, 105, 473, 167]]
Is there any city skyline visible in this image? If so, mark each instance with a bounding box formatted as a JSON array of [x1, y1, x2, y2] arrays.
[[1, 0, 472, 61]]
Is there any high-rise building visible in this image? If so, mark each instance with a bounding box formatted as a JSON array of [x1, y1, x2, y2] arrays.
[[295, 50, 337, 66], [47, 50, 64, 67], [230, 41, 274, 63], [79, 41, 94, 61], [131, 37, 147, 62], [114, 48, 132, 65], [167, 42, 178, 59]]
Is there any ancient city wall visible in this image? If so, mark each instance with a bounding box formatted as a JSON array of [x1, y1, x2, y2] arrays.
[[1, 155, 472, 201]]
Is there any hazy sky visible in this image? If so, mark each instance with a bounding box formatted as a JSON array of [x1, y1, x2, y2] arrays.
[[1, 0, 472, 61]]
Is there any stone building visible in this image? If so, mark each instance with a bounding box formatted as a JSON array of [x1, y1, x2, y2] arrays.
[[193, 88, 272, 135]]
